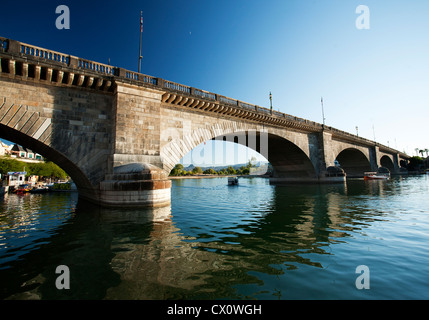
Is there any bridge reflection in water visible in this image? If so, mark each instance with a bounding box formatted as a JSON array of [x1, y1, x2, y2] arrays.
[[3, 176, 422, 300]]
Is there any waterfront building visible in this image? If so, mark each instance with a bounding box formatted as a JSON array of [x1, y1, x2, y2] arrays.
[[10, 144, 43, 162]]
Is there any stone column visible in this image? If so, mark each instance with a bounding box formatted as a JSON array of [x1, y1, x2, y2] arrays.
[[8, 59, 15, 76], [22, 63, 29, 79], [34, 66, 41, 80], [99, 81, 171, 207], [317, 130, 346, 183], [57, 70, 64, 83], [392, 153, 400, 173], [46, 67, 53, 82], [369, 145, 380, 171], [99, 163, 171, 208]]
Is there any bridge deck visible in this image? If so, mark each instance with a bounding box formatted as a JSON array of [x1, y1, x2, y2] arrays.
[[0, 36, 408, 159]]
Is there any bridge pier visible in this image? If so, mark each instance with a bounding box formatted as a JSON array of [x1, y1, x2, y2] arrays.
[[99, 163, 171, 208]]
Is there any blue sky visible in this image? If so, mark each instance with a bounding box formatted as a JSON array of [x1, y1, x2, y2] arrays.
[[1, 0, 428, 165]]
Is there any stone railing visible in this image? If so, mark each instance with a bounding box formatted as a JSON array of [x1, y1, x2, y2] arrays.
[[20, 41, 70, 65], [0, 36, 10, 52], [0, 36, 322, 129]]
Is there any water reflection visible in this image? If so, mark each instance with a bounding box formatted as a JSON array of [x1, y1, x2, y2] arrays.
[[1, 176, 429, 299], [104, 180, 366, 299]]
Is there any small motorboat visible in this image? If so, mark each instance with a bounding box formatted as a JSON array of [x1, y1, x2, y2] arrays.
[[228, 177, 239, 185], [15, 184, 31, 195], [364, 173, 388, 180], [364, 167, 390, 181], [30, 186, 50, 194]]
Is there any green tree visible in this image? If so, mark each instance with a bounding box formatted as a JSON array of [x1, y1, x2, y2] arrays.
[[408, 156, 424, 171], [48, 162, 68, 180], [27, 161, 67, 180], [203, 168, 216, 175], [170, 163, 184, 176], [0, 158, 67, 180], [0, 158, 24, 175], [227, 166, 236, 175], [192, 166, 203, 175]]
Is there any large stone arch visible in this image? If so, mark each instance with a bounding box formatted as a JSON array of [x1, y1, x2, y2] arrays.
[[380, 155, 395, 172], [0, 88, 114, 202], [0, 122, 96, 198], [335, 148, 371, 178], [160, 123, 318, 181]]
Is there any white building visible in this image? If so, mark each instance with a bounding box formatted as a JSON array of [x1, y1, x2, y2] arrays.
[[10, 144, 43, 161], [7, 171, 27, 188]]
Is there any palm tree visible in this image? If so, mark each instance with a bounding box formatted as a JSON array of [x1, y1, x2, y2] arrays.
[[425, 149, 429, 157], [419, 150, 425, 157]]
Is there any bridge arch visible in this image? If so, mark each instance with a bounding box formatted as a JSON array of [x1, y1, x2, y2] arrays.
[[161, 126, 317, 181], [335, 147, 371, 178], [380, 155, 395, 172], [0, 123, 96, 198]]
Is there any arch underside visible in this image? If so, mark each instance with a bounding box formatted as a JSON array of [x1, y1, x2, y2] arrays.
[[226, 132, 317, 180], [0, 123, 96, 198], [164, 130, 318, 181], [380, 155, 395, 172], [336, 148, 371, 178]]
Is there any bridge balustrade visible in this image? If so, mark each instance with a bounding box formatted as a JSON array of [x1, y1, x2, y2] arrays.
[[78, 59, 116, 75], [20, 43, 69, 65], [0, 37, 8, 51], [219, 96, 238, 106], [240, 102, 257, 111], [164, 81, 191, 94], [194, 89, 216, 101]]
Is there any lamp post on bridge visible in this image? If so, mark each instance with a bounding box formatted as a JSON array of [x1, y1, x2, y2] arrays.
[[321, 97, 326, 127], [269, 92, 273, 115], [138, 11, 143, 73]]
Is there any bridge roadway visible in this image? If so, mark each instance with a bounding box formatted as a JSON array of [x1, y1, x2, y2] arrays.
[[0, 37, 409, 207]]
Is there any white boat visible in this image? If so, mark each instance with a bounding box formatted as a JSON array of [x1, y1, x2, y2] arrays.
[[30, 186, 50, 194], [364, 167, 391, 180], [228, 177, 238, 185], [364, 173, 387, 180], [364, 172, 390, 180]]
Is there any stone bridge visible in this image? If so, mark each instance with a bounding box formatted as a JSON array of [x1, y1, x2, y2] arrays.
[[0, 37, 409, 207]]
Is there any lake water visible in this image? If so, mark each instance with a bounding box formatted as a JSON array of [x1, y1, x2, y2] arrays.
[[1, 175, 429, 300]]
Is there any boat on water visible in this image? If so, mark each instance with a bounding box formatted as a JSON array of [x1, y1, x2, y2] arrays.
[[15, 184, 31, 195], [228, 177, 239, 185], [30, 186, 50, 194], [364, 172, 389, 180], [364, 167, 390, 181]]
